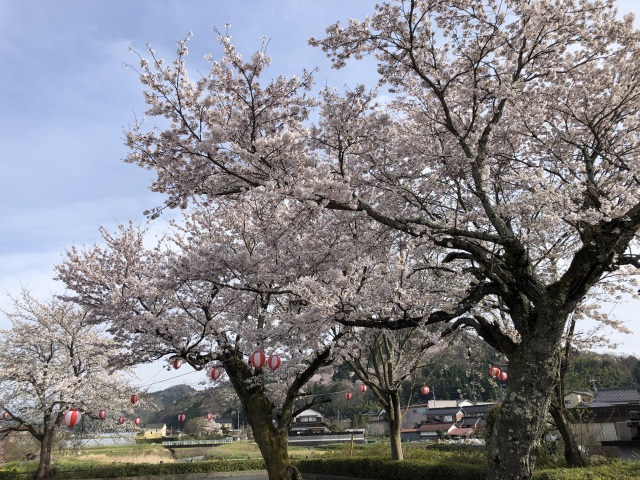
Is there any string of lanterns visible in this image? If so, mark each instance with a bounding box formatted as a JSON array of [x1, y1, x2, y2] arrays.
[[4, 360, 509, 430], [22, 349, 285, 430], [250, 351, 282, 371], [489, 365, 508, 382]]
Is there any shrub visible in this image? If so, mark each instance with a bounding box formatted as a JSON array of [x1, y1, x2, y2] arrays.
[[295, 457, 486, 480], [0, 459, 266, 479], [295, 452, 640, 480]]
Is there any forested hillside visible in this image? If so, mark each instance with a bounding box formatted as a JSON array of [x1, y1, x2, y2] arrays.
[[564, 353, 640, 391]]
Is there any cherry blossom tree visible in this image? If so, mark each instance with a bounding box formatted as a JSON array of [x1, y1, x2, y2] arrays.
[[344, 327, 444, 460], [57, 195, 379, 480], [57, 188, 471, 479], [0, 291, 136, 480], [297, 238, 456, 461], [96, 2, 640, 478]]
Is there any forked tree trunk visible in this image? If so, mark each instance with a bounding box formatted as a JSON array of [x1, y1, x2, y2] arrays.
[[386, 391, 404, 461], [487, 318, 564, 480]]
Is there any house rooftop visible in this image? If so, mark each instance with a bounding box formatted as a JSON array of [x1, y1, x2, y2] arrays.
[[295, 409, 323, 418], [565, 390, 593, 396], [145, 423, 166, 429], [461, 404, 494, 415], [593, 387, 640, 405], [417, 422, 453, 432], [424, 407, 461, 415], [449, 427, 475, 437]]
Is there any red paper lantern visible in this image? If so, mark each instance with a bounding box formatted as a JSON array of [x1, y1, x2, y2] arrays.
[[360, 384, 367, 393], [421, 386, 430, 396], [1, 411, 9, 420], [251, 350, 266, 369], [64, 409, 81, 428], [173, 359, 183, 370], [499, 371, 508, 382], [118, 416, 126, 425], [97, 410, 107, 420], [210, 367, 223, 381], [206, 412, 214, 421], [489, 366, 501, 378], [267, 354, 281, 371], [130, 394, 139, 404], [345, 392, 353, 400], [178, 413, 186, 422], [134, 417, 141, 425]]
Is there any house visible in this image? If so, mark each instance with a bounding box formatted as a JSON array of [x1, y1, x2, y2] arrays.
[[401, 399, 474, 429], [142, 423, 167, 439], [290, 409, 330, 434], [569, 404, 639, 443], [367, 419, 389, 436], [401, 406, 464, 442], [567, 387, 640, 447], [217, 418, 234, 431], [401, 403, 495, 442], [564, 390, 594, 408], [448, 416, 483, 439], [460, 403, 494, 420], [590, 387, 640, 407], [402, 403, 429, 430]]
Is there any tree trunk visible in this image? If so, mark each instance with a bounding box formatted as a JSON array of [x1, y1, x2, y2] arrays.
[[386, 391, 404, 461], [549, 401, 586, 467], [487, 321, 564, 480], [550, 317, 586, 467], [238, 382, 297, 480], [35, 427, 55, 480], [249, 411, 295, 480]]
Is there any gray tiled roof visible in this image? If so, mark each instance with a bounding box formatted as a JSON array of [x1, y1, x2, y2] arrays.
[[593, 387, 640, 404]]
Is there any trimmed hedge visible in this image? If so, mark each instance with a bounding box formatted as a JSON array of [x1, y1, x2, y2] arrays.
[[0, 458, 265, 479], [535, 460, 640, 480], [295, 457, 640, 480], [295, 457, 486, 480]]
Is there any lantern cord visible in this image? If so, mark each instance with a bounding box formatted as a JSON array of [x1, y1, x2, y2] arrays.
[[136, 366, 167, 390], [299, 389, 358, 398], [139, 369, 198, 390]]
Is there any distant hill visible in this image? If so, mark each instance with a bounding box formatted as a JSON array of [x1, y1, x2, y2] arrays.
[[137, 384, 241, 427], [134, 346, 639, 428], [564, 351, 640, 391]]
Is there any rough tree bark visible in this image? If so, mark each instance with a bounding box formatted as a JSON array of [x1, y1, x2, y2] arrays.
[[487, 336, 559, 478], [387, 391, 404, 461], [221, 346, 332, 480], [245, 396, 293, 480], [549, 399, 586, 468], [32, 414, 60, 480]]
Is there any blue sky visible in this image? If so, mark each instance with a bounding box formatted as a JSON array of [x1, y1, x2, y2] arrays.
[[1, 1, 639, 391]]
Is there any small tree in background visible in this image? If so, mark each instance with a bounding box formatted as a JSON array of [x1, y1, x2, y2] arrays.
[[345, 327, 445, 460], [0, 291, 136, 480]]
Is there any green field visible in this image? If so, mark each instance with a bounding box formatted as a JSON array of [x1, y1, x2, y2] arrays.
[[2, 439, 640, 480], [1, 439, 324, 471]]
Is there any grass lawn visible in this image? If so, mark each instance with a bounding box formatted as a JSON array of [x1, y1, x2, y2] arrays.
[[1, 439, 325, 473], [4, 438, 639, 480]]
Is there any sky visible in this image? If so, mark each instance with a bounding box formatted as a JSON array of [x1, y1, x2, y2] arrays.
[[1, 1, 639, 392]]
